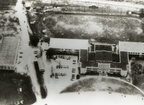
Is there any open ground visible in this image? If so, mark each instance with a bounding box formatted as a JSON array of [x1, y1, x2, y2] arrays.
[[36, 14, 144, 44]]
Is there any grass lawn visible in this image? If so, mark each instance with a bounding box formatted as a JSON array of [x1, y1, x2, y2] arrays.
[[37, 14, 144, 44], [61, 77, 144, 96], [0, 71, 36, 105]]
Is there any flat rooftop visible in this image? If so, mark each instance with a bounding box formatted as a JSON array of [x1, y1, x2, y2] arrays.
[[50, 38, 89, 50], [0, 37, 19, 66], [119, 41, 144, 53]]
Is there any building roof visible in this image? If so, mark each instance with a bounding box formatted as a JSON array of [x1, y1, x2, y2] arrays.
[[50, 38, 89, 50], [119, 41, 144, 53], [0, 37, 19, 66], [95, 45, 112, 51], [95, 52, 112, 62]]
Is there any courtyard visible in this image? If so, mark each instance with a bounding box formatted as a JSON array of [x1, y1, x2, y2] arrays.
[[50, 55, 79, 81]]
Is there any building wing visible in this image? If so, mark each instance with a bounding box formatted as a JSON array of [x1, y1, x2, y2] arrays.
[[119, 41, 144, 53], [50, 38, 89, 50]]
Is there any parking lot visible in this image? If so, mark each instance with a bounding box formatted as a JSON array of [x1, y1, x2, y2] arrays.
[[51, 55, 79, 81]]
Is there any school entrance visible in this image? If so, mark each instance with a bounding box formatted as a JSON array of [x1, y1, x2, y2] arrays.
[[98, 63, 110, 73]]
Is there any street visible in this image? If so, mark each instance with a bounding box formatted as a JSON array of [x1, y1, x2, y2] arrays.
[[15, 0, 42, 103]]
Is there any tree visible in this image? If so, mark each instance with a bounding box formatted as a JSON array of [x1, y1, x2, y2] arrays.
[[0, 35, 2, 40], [43, 37, 50, 43], [46, 48, 56, 59], [45, 17, 56, 29], [130, 58, 143, 85], [0, 72, 36, 104], [29, 34, 39, 47]]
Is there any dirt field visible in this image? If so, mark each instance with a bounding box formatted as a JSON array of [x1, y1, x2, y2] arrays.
[[39, 14, 143, 44]]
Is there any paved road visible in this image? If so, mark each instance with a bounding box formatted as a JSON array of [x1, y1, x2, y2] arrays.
[[45, 10, 140, 17], [70, 0, 144, 10], [15, 1, 55, 104], [15, 0, 42, 102]]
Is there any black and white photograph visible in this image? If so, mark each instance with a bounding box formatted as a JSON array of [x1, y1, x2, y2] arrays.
[[0, 0, 144, 105]]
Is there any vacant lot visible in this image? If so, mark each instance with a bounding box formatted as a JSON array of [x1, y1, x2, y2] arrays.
[[38, 14, 144, 44], [0, 36, 19, 65]]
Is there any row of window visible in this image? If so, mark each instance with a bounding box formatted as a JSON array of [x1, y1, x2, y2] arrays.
[[87, 67, 121, 73], [0, 65, 15, 70], [89, 44, 112, 52], [129, 52, 144, 55]]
